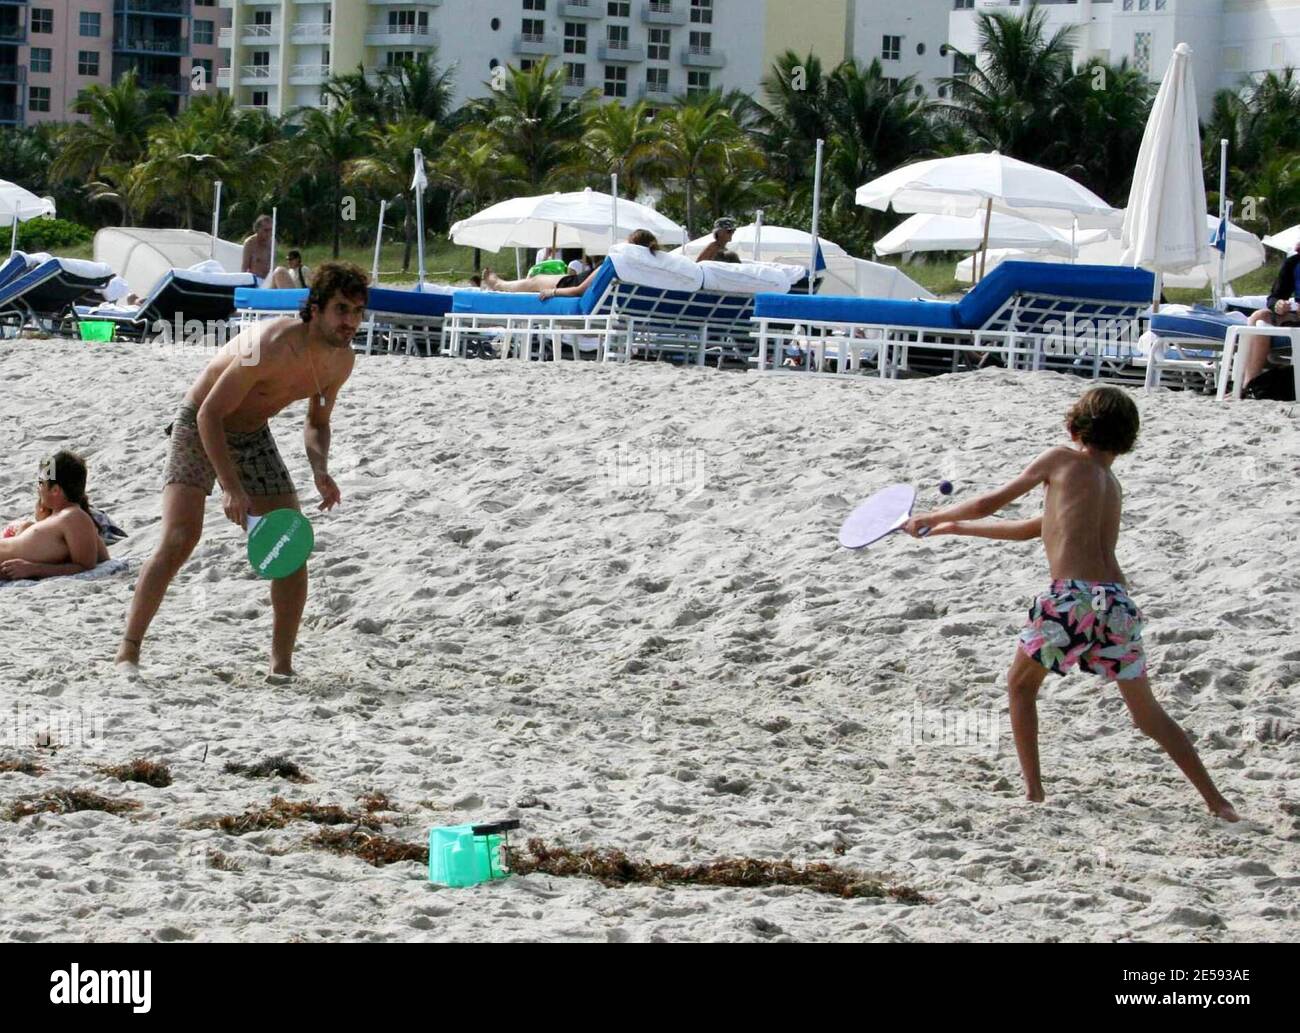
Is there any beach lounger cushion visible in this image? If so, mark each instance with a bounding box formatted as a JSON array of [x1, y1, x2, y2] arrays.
[[754, 292, 963, 329], [451, 261, 618, 317], [1149, 307, 1247, 342], [367, 287, 455, 318], [698, 260, 807, 295], [234, 287, 309, 312], [608, 242, 705, 293]]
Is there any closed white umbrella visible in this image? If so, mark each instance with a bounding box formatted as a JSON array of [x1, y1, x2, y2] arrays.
[[0, 179, 56, 255], [956, 213, 1264, 288], [1262, 223, 1300, 254], [1120, 42, 1210, 306], [451, 189, 686, 254], [873, 210, 1108, 258]]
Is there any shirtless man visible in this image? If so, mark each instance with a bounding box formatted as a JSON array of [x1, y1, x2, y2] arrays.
[[695, 218, 736, 263], [905, 386, 1238, 821], [116, 262, 369, 677], [241, 215, 274, 283], [0, 452, 107, 581]]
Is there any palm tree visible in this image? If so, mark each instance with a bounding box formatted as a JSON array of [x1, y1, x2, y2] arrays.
[[564, 101, 665, 196], [295, 101, 364, 257], [1055, 59, 1153, 201], [346, 115, 445, 272], [322, 64, 389, 125], [468, 60, 586, 189], [757, 51, 834, 192], [382, 52, 456, 123], [51, 70, 169, 183], [429, 129, 527, 271], [657, 95, 742, 237], [938, 7, 1077, 159]]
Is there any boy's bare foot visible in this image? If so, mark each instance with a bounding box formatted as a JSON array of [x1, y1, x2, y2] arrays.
[[270, 656, 296, 679], [1209, 799, 1240, 822], [1026, 786, 1045, 803]]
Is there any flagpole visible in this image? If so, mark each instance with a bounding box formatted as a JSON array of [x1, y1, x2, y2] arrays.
[[268, 207, 277, 284], [413, 148, 427, 289], [611, 173, 620, 250], [809, 139, 824, 290], [371, 199, 386, 285], [752, 210, 763, 261], [1217, 138, 1229, 308]]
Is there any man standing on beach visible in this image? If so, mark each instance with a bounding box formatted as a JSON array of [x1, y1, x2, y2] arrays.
[[116, 262, 369, 678], [241, 215, 274, 283]]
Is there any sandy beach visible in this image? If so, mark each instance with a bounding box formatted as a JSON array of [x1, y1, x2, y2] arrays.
[[0, 338, 1296, 943]]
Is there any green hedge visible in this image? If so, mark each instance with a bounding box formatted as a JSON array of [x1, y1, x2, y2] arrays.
[[15, 217, 94, 251]]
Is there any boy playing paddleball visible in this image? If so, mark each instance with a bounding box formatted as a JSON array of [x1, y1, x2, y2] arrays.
[[905, 386, 1239, 821]]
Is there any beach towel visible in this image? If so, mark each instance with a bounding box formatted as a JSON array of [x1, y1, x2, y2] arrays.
[[0, 557, 129, 589], [607, 243, 705, 293], [698, 260, 806, 295], [91, 508, 128, 546]]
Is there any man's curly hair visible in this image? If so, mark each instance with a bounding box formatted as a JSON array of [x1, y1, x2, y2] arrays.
[[300, 262, 369, 323]]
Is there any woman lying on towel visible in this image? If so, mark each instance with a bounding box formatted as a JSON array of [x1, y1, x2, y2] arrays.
[[0, 451, 109, 580], [481, 231, 660, 299]]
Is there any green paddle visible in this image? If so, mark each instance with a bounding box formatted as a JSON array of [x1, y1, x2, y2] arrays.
[[246, 509, 314, 580]]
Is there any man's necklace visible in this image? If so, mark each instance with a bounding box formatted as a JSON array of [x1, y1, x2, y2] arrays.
[[303, 343, 327, 407]]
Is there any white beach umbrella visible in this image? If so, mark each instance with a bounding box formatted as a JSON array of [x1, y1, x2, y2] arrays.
[[1262, 223, 1300, 254], [955, 214, 1264, 288], [450, 189, 686, 254], [1120, 42, 1210, 303], [0, 179, 56, 255], [873, 211, 1108, 258], [676, 224, 849, 261]]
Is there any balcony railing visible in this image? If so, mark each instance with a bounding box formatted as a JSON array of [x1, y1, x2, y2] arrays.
[[136, 72, 189, 92], [364, 23, 438, 46], [513, 32, 560, 57], [0, 63, 25, 84], [114, 0, 191, 15], [0, 24, 26, 44], [561, 0, 601, 17], [240, 63, 277, 79], [242, 23, 277, 42], [290, 22, 329, 42], [365, 0, 442, 6], [680, 45, 725, 68], [217, 27, 232, 46], [641, 1, 687, 25], [216, 66, 232, 86], [639, 78, 671, 100], [562, 77, 589, 97], [0, 102, 23, 124], [599, 41, 645, 62], [289, 63, 329, 83], [116, 36, 186, 54]]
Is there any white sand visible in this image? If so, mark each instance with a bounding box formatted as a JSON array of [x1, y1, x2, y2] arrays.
[[0, 338, 1296, 943]]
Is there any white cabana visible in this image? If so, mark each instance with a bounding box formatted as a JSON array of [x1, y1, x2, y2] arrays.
[[874, 211, 1109, 259], [1120, 42, 1211, 302], [674, 223, 932, 299], [954, 214, 1264, 288], [450, 189, 687, 254], [93, 227, 244, 297], [1262, 223, 1300, 254]]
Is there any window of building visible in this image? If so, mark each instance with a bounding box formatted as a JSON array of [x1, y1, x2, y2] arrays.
[[254, 9, 272, 27], [522, 17, 544, 39], [916, 42, 925, 56], [1139, 0, 1149, 9], [1133, 31, 1151, 74], [604, 64, 627, 97], [491, 17, 501, 30], [195, 0, 214, 6], [565, 61, 585, 86], [646, 67, 668, 94], [252, 50, 271, 67], [689, 30, 711, 53], [884, 77, 898, 90], [30, 86, 51, 111], [523, 0, 546, 10], [953, 0, 974, 9], [78, 50, 99, 76], [608, 1, 630, 16], [194, 20, 214, 46], [520, 58, 536, 71], [30, 47, 52, 74], [194, 57, 214, 84], [648, 28, 670, 62], [252, 90, 268, 107], [882, 35, 900, 61], [607, 24, 629, 48], [690, 0, 711, 25], [385, 50, 415, 66], [565, 22, 587, 54], [687, 70, 710, 94], [80, 11, 101, 37], [32, 8, 53, 33]]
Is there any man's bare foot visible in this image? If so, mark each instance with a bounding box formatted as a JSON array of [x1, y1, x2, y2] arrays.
[[115, 639, 142, 676], [270, 658, 296, 679], [1209, 799, 1240, 822], [1026, 787, 1046, 803]]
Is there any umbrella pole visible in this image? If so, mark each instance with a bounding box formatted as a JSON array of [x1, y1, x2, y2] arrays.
[[753, 210, 763, 262], [809, 139, 824, 290], [371, 199, 387, 285], [1071, 217, 1077, 265], [1217, 138, 1229, 308], [611, 173, 620, 250], [210, 180, 222, 259], [9, 217, 16, 257], [269, 207, 277, 284], [515, 248, 523, 278], [978, 199, 992, 282]]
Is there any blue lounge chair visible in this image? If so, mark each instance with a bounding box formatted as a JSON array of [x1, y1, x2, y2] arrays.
[[0, 257, 114, 336], [1137, 306, 1297, 398], [446, 259, 805, 366], [78, 267, 257, 340], [752, 262, 1156, 379]]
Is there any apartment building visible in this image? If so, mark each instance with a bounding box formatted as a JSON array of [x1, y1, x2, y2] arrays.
[[949, 0, 1300, 112], [0, 0, 229, 127], [216, 0, 862, 115], [850, 0, 950, 95]]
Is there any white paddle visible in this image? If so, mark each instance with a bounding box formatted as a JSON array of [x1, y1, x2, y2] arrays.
[[838, 484, 929, 549]]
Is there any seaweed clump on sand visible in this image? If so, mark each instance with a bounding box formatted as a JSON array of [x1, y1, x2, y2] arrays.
[[0, 758, 45, 776], [311, 828, 428, 867], [100, 758, 173, 788], [508, 839, 927, 903], [3, 789, 141, 821], [211, 797, 385, 835], [222, 755, 311, 783]]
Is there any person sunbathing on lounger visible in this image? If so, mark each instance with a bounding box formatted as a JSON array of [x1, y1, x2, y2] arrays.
[[480, 231, 659, 297], [0, 452, 109, 581]]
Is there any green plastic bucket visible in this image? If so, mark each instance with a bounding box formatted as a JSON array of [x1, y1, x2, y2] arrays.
[[78, 320, 114, 342]]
